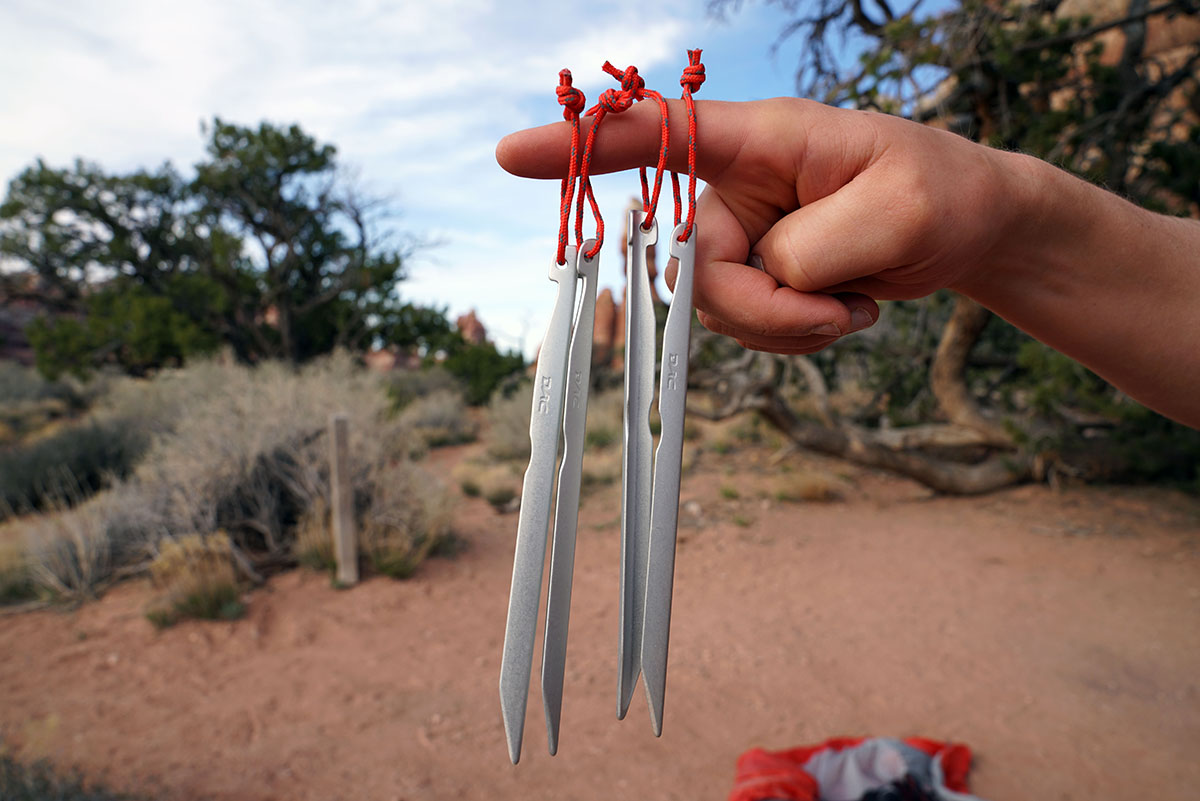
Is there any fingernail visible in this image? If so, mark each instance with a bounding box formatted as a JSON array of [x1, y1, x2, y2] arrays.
[[812, 323, 841, 337], [849, 308, 875, 332], [748, 254, 766, 272]]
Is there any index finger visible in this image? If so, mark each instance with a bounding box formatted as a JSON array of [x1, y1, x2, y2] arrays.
[[495, 98, 807, 182]]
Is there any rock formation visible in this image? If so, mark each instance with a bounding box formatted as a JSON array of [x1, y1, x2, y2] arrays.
[[455, 309, 488, 345]]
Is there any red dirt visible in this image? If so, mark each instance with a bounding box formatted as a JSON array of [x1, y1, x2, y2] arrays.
[[2, 440, 1199, 801]]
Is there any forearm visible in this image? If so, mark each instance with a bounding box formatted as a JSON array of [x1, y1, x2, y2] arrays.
[[956, 151, 1200, 427]]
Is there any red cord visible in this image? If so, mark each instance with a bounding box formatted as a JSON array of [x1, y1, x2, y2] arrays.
[[575, 62, 645, 258], [676, 49, 704, 242], [555, 69, 585, 265], [637, 86, 671, 232], [593, 62, 672, 234]]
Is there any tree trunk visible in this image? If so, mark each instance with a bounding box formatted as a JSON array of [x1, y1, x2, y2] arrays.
[[758, 399, 1031, 495], [930, 295, 1013, 447], [277, 302, 297, 363], [688, 342, 1031, 496]]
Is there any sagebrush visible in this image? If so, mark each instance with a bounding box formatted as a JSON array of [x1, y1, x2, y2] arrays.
[[12, 353, 454, 602]]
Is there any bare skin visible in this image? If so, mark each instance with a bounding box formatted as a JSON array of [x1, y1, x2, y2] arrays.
[[496, 97, 1200, 428]]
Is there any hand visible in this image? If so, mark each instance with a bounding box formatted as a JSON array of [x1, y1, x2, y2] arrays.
[[496, 97, 1026, 354]]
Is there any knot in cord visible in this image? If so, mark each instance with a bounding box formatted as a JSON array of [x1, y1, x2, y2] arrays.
[[594, 87, 634, 115], [556, 69, 585, 119], [621, 66, 645, 96], [592, 61, 669, 234], [680, 50, 705, 94]]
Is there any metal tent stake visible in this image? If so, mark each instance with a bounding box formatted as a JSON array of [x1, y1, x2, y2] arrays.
[[542, 240, 600, 756], [642, 223, 696, 736], [499, 247, 579, 765], [618, 210, 657, 720]]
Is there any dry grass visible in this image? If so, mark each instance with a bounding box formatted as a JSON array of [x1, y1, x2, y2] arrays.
[[452, 461, 521, 512], [386, 367, 464, 411], [584, 389, 623, 451], [484, 383, 533, 462], [294, 498, 336, 572], [22, 502, 114, 603], [4, 353, 462, 606], [773, 470, 844, 503], [0, 539, 35, 604], [474, 386, 695, 501], [360, 462, 453, 578], [581, 445, 622, 490], [128, 353, 416, 560], [399, 389, 477, 448], [145, 532, 243, 628]]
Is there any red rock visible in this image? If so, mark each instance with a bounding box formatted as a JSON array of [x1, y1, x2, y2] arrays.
[[456, 309, 487, 345]]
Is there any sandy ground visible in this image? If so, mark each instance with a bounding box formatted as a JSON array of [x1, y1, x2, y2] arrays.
[[1, 437, 1199, 801]]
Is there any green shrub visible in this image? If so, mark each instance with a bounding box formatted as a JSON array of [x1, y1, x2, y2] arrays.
[[0, 418, 145, 517], [387, 367, 464, 411], [27, 281, 219, 380], [440, 341, 525, 406], [484, 485, 517, 511], [585, 426, 617, 450], [0, 363, 80, 406], [0, 540, 36, 604], [0, 753, 147, 800], [732, 415, 765, 443]]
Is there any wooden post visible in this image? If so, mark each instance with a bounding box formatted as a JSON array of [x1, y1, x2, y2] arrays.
[[329, 413, 358, 586]]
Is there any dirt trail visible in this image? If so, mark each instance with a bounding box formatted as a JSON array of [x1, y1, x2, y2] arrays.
[[2, 441, 1199, 801]]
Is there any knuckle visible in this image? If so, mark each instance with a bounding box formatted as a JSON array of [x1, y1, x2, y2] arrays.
[[886, 171, 939, 256]]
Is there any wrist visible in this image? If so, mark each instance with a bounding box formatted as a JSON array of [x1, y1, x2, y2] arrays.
[[954, 149, 1083, 302]]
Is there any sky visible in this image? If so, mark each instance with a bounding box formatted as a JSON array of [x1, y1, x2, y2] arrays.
[[0, 0, 812, 356]]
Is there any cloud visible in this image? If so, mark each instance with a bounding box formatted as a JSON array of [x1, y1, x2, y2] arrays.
[[2, 0, 754, 355]]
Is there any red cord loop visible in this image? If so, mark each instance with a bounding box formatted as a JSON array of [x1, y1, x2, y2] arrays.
[[575, 62, 651, 258], [590, 62, 670, 234], [676, 49, 704, 242], [555, 69, 585, 265], [555, 59, 691, 259]]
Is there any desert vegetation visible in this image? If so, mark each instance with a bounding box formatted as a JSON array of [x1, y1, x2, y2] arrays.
[[0, 116, 527, 628], [0, 354, 462, 623], [0, 753, 150, 801]]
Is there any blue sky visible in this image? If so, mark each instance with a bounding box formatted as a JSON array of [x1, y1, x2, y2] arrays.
[[0, 0, 812, 356]]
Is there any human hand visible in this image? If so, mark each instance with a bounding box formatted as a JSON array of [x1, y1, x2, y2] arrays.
[[496, 97, 1027, 354]]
